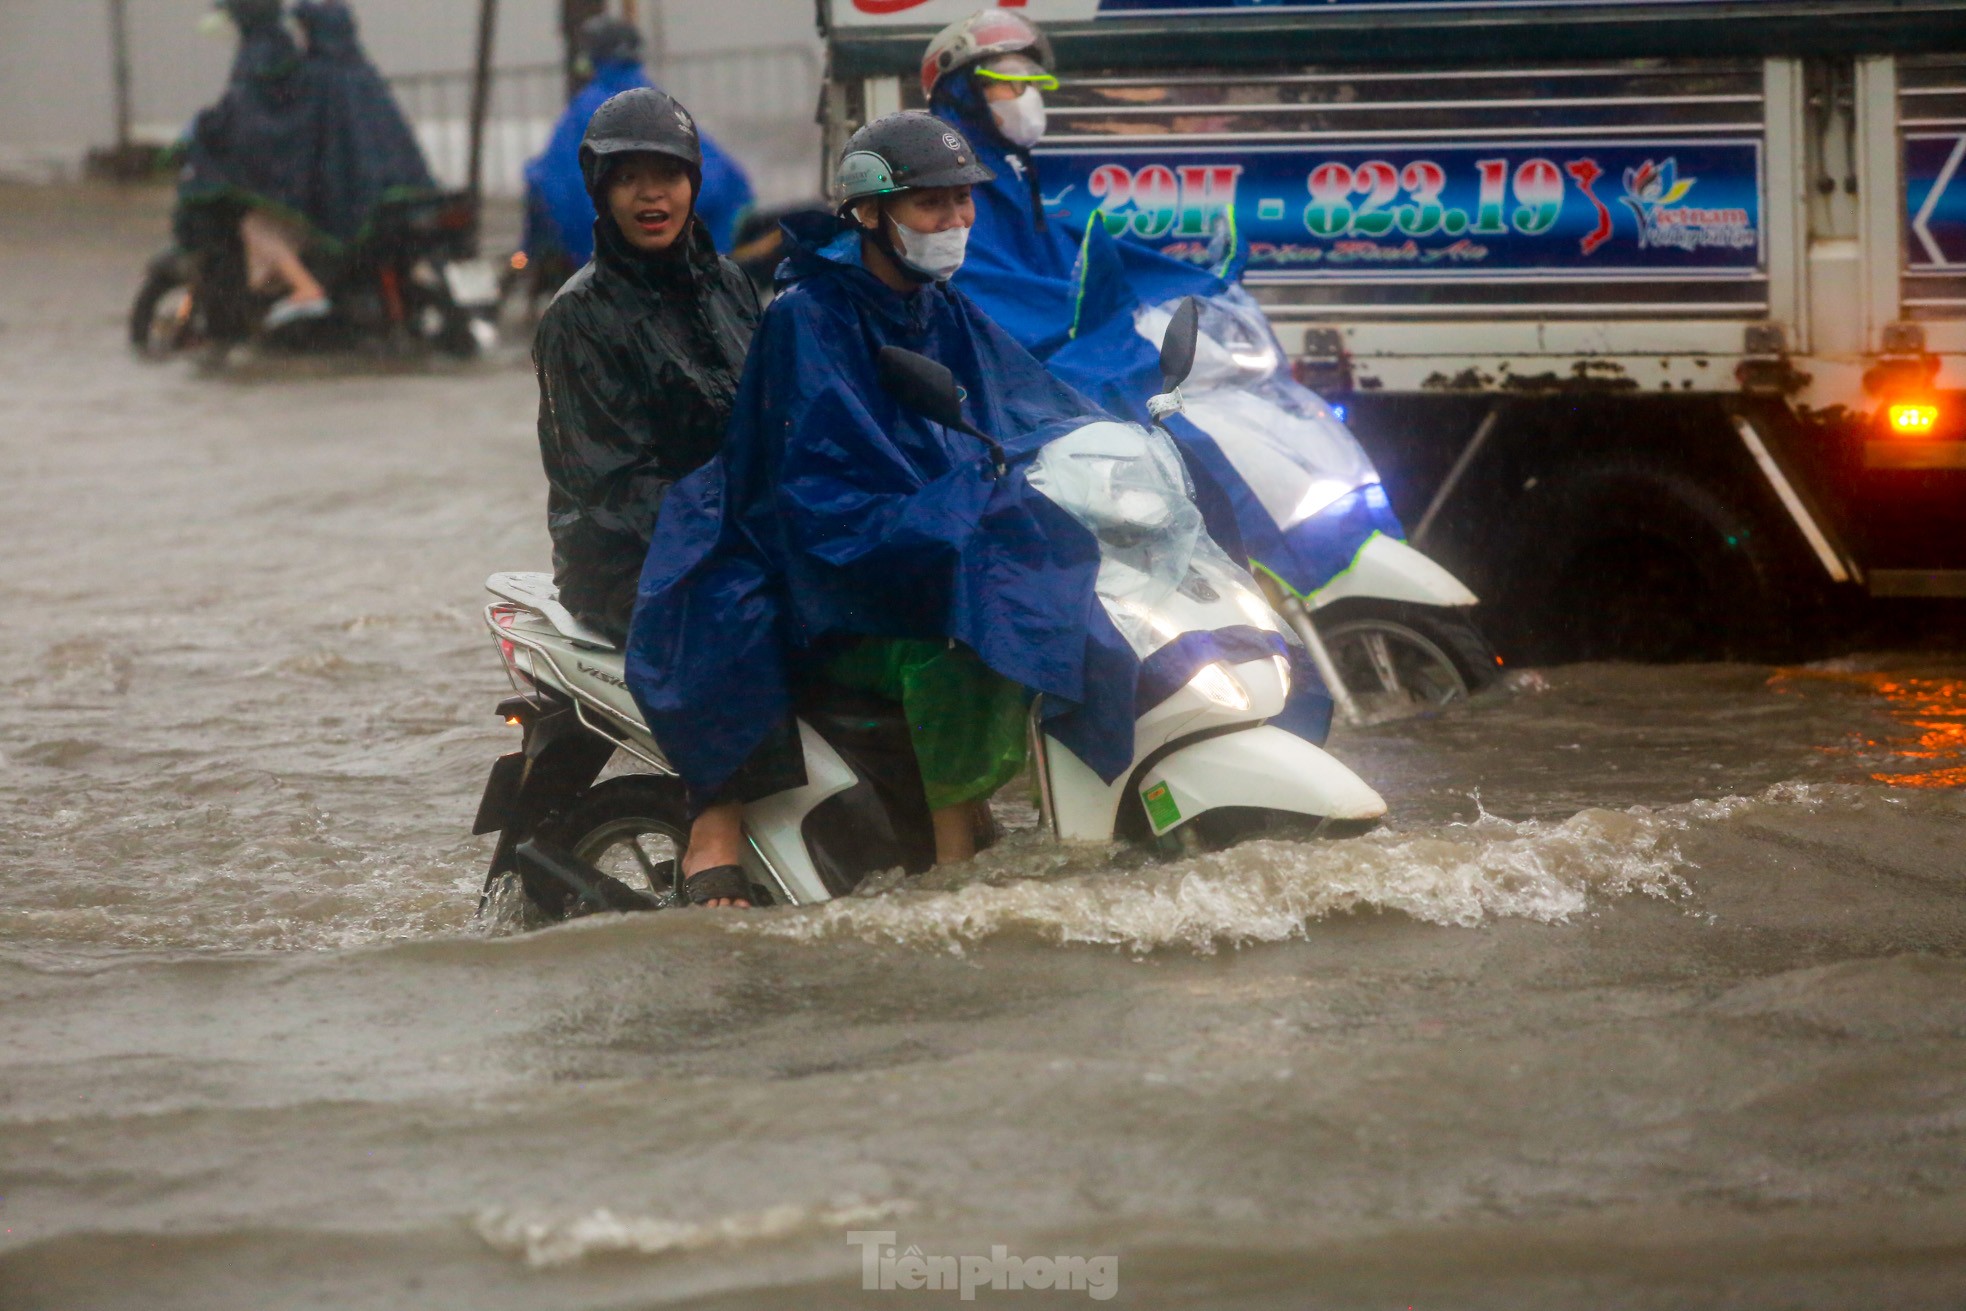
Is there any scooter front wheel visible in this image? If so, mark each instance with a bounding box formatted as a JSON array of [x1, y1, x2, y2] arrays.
[[130, 266, 198, 358], [1315, 600, 1499, 722]]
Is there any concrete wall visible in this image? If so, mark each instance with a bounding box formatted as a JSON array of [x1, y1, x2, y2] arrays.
[[0, 0, 822, 199]]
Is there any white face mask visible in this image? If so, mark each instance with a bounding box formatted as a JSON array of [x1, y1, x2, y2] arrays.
[[888, 215, 970, 282], [989, 87, 1048, 149]]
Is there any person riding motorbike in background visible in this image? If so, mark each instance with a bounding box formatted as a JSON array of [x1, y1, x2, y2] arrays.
[[178, 0, 329, 329], [533, 88, 797, 909], [920, 9, 1254, 561], [624, 113, 1108, 878], [925, 7, 1406, 606], [294, 0, 438, 246], [175, 0, 440, 333], [523, 15, 756, 283]]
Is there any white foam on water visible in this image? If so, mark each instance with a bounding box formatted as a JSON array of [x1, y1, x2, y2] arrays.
[[475, 1196, 914, 1269], [727, 785, 1861, 955]]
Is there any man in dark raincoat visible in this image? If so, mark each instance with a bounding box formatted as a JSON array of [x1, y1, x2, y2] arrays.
[[294, 0, 438, 246], [534, 88, 793, 907], [627, 112, 1266, 870], [524, 17, 756, 267]]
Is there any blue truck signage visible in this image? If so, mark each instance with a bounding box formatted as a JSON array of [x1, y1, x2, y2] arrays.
[[1033, 139, 1765, 279], [1908, 133, 1966, 270]]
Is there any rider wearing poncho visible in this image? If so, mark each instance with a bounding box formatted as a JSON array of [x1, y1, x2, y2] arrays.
[[174, 0, 440, 327], [177, 0, 316, 223], [175, 0, 334, 325], [626, 113, 1318, 869], [925, 7, 1405, 601], [524, 17, 756, 267], [294, 0, 438, 246]]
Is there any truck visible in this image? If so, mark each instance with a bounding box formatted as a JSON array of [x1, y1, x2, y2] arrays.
[[816, 0, 1966, 663]]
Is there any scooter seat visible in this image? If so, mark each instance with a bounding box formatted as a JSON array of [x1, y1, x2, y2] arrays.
[[485, 571, 616, 650]]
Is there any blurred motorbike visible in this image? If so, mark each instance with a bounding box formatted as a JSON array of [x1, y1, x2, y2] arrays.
[[131, 191, 500, 359]]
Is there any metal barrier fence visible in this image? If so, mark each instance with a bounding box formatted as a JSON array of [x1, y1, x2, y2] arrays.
[[387, 46, 822, 204]]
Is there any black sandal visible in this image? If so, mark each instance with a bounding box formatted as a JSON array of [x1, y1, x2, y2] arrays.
[[684, 865, 753, 907]]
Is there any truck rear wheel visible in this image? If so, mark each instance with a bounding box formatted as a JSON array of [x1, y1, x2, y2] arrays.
[[1509, 462, 1805, 663]]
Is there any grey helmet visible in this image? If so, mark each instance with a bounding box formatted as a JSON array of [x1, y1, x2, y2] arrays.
[[578, 87, 704, 197], [836, 111, 996, 215]]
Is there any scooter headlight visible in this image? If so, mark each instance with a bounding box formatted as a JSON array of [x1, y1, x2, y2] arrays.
[[1188, 662, 1251, 712], [1231, 585, 1284, 634]]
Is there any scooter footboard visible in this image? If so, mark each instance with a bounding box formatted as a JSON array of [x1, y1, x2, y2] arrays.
[[1136, 725, 1387, 837]]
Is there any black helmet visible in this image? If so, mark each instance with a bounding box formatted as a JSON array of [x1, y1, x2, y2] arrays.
[[578, 88, 704, 198], [836, 111, 995, 214], [579, 15, 643, 66]]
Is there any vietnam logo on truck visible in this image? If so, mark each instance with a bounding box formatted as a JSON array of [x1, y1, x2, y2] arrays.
[[1620, 158, 1755, 253]]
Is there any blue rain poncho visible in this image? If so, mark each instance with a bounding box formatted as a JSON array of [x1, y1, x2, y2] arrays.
[[295, 1, 438, 245], [176, 9, 319, 226], [624, 213, 1325, 798], [524, 59, 757, 263], [935, 99, 1404, 602]]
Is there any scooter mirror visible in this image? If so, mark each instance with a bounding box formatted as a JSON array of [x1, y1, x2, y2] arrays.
[[876, 345, 1009, 476], [1159, 297, 1201, 393], [877, 346, 970, 433]]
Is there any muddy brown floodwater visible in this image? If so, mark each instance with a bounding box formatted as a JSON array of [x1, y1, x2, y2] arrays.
[[2, 184, 1965, 1310]]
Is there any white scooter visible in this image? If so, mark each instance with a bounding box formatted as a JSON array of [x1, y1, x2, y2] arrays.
[[472, 302, 1385, 921], [1135, 290, 1498, 725]]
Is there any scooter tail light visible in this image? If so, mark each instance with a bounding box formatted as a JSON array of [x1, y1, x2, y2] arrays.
[[488, 605, 538, 690]]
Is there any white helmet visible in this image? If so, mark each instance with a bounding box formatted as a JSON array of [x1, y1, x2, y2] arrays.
[[919, 8, 1056, 101]]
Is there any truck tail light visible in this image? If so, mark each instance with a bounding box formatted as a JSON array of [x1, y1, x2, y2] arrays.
[[1888, 402, 1940, 436]]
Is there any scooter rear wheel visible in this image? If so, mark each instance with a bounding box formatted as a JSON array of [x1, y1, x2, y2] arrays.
[[536, 775, 694, 910]]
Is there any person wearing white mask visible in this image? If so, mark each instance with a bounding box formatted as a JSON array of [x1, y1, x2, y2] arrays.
[[844, 148, 980, 290], [625, 111, 1106, 872], [977, 52, 1051, 150], [921, 8, 1087, 354]]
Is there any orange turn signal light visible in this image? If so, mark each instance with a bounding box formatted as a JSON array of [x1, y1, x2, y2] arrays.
[[510, 252, 529, 271], [1888, 402, 1940, 435]]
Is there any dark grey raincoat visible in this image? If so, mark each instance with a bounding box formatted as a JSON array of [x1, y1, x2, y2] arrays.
[[533, 205, 760, 642]]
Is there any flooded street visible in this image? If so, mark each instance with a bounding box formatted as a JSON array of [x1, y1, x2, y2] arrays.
[[3, 185, 1965, 1309]]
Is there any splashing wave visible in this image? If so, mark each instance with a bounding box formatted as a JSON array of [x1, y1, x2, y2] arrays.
[[725, 788, 1850, 955], [475, 1197, 914, 1269]]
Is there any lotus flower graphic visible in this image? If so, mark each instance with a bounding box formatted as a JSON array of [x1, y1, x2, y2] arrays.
[[1622, 158, 1696, 214], [1620, 157, 1699, 246]]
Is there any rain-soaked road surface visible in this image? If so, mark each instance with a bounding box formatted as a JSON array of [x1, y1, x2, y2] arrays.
[[2, 184, 1964, 1309]]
